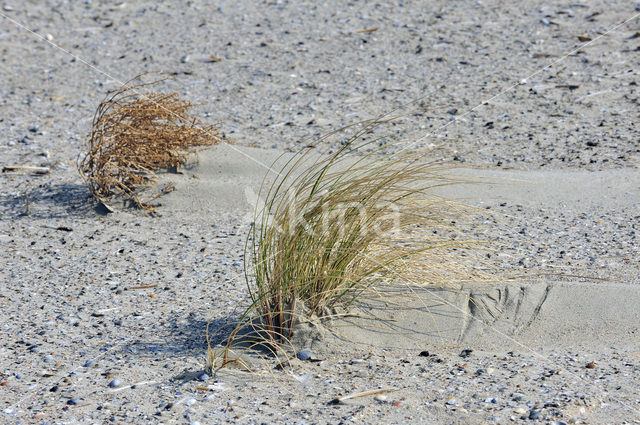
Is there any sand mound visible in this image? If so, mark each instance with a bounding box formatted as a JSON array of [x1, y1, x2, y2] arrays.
[[149, 143, 640, 357]]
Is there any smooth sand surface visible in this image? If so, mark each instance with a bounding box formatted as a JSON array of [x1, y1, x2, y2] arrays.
[[160, 144, 640, 354]]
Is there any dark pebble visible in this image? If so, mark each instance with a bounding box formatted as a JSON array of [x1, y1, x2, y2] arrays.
[[83, 360, 94, 367], [67, 398, 79, 405], [529, 409, 541, 420], [459, 349, 473, 358], [196, 372, 209, 381]]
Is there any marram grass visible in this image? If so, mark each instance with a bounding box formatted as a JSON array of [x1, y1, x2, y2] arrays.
[[209, 118, 493, 371]]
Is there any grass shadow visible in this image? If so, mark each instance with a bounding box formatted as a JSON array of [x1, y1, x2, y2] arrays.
[[0, 182, 98, 219]]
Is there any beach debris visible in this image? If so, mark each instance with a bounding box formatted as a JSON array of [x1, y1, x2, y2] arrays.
[[78, 74, 223, 210], [585, 361, 596, 369], [2, 165, 50, 175], [196, 383, 225, 392], [128, 284, 158, 290], [108, 378, 122, 388], [328, 387, 397, 405], [354, 27, 377, 34]]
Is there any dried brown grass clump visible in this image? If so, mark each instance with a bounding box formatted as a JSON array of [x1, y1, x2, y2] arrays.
[[78, 76, 223, 210]]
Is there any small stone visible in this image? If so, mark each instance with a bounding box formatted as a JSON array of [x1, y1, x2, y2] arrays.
[[44, 355, 53, 363], [196, 372, 209, 382], [83, 360, 94, 367], [551, 421, 568, 425], [514, 407, 527, 414], [108, 378, 122, 388], [184, 398, 197, 406], [374, 394, 387, 402], [486, 367, 495, 374], [484, 397, 498, 403], [459, 349, 473, 358], [297, 350, 312, 361], [67, 398, 79, 405], [446, 398, 456, 405], [585, 362, 596, 369], [529, 409, 541, 420]]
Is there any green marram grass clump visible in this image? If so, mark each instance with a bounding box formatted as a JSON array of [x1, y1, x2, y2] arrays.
[[209, 118, 493, 370]]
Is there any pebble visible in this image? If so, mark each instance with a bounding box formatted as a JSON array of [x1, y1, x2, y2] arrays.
[[43, 355, 53, 363], [184, 398, 197, 406], [446, 398, 456, 405], [67, 398, 79, 405], [484, 397, 498, 403], [15, 372, 23, 379], [196, 372, 209, 381], [528, 409, 541, 420], [374, 394, 387, 402], [83, 360, 94, 367], [514, 407, 527, 415], [297, 350, 312, 361], [108, 378, 122, 388], [459, 349, 473, 358]]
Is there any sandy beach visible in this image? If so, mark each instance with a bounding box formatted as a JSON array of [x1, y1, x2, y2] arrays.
[[1, 1, 639, 424]]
